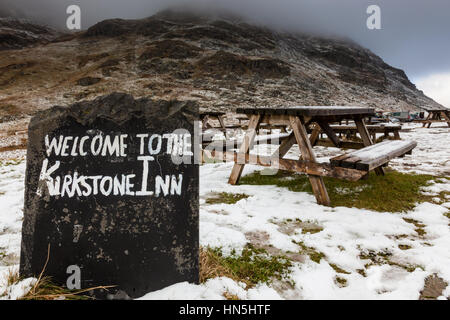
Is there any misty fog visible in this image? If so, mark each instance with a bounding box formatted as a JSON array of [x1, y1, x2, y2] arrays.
[[1, 0, 450, 79]]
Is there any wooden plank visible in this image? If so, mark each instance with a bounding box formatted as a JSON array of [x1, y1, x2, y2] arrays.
[[204, 150, 367, 182], [316, 139, 365, 150], [309, 124, 321, 146], [355, 117, 385, 176], [228, 114, 261, 185], [217, 115, 226, 130], [329, 153, 354, 167], [333, 140, 417, 171], [317, 121, 340, 147], [289, 116, 331, 206], [422, 112, 432, 127], [204, 132, 291, 151], [202, 114, 210, 130], [275, 132, 296, 158], [441, 111, 450, 127], [330, 124, 402, 132], [428, 113, 437, 128], [354, 141, 417, 171], [261, 114, 291, 126], [237, 106, 375, 117]]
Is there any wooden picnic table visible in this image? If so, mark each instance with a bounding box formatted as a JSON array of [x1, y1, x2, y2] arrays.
[[326, 123, 402, 142], [202, 106, 417, 206], [415, 107, 450, 128]]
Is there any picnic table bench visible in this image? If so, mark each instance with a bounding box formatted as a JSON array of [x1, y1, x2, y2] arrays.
[[202, 106, 417, 206], [330, 140, 416, 171], [319, 123, 402, 143]]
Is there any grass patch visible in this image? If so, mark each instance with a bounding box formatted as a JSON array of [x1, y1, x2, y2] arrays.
[[205, 192, 249, 205], [403, 218, 426, 237], [335, 276, 348, 287], [0, 159, 23, 166], [0, 269, 87, 300], [300, 223, 323, 235], [20, 277, 93, 300], [223, 292, 240, 300], [359, 249, 424, 273], [293, 240, 325, 263], [329, 263, 351, 274], [274, 218, 323, 235], [199, 245, 293, 287], [240, 170, 438, 212], [398, 244, 412, 250], [1, 265, 113, 300], [356, 269, 367, 277]]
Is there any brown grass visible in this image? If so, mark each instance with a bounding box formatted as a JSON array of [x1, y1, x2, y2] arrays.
[[17, 244, 114, 300], [223, 292, 240, 300], [199, 246, 243, 285]]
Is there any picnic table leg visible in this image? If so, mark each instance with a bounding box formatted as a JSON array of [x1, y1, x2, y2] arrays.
[[202, 115, 210, 131], [228, 114, 261, 185], [316, 121, 341, 148], [217, 115, 226, 130], [441, 111, 450, 128], [422, 113, 431, 127], [273, 132, 296, 159], [289, 116, 331, 206], [355, 118, 385, 176], [428, 113, 437, 128], [309, 123, 321, 146]]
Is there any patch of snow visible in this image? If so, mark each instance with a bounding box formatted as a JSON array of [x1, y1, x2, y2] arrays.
[[0, 124, 449, 299]]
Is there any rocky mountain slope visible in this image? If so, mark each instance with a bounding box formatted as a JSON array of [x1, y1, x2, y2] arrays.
[[0, 17, 62, 51], [0, 9, 444, 143]]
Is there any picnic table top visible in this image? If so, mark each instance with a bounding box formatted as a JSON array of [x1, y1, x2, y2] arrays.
[[417, 105, 449, 112], [330, 123, 402, 129], [236, 106, 375, 117], [199, 111, 226, 117]]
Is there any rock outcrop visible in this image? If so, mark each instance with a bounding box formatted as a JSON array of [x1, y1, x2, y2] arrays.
[[0, 18, 61, 51]]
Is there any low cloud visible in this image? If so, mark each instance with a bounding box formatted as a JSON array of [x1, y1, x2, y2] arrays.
[[415, 73, 450, 108], [1, 0, 450, 79]]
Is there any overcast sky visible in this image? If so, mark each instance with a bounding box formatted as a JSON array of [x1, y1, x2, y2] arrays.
[[1, 0, 449, 106]]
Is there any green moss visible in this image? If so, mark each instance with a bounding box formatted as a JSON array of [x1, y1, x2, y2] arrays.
[[240, 170, 438, 212], [205, 245, 294, 287], [205, 192, 249, 205]]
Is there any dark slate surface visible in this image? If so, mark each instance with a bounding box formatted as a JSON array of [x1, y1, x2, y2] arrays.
[[20, 93, 199, 299], [236, 106, 375, 117]]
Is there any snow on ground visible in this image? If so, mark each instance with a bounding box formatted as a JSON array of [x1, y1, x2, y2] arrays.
[[390, 123, 450, 176], [0, 124, 449, 300]]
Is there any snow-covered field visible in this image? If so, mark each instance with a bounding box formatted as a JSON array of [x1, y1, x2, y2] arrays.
[[1, 123, 449, 300]]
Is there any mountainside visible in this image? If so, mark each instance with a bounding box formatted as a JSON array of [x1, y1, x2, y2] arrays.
[[0, 17, 61, 51], [0, 9, 444, 130]]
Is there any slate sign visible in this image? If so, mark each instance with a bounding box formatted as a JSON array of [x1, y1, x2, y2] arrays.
[[20, 93, 199, 299]]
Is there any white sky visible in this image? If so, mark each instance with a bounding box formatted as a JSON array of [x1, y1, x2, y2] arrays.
[[414, 73, 450, 108]]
